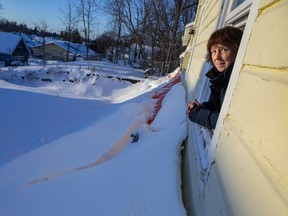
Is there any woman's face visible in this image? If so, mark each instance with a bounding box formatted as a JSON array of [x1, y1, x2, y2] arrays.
[[211, 44, 237, 72]]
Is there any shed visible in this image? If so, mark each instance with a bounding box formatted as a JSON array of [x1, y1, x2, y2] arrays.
[[31, 40, 98, 62], [0, 32, 30, 67]]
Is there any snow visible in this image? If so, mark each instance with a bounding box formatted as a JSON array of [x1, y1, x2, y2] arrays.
[[0, 61, 187, 216]]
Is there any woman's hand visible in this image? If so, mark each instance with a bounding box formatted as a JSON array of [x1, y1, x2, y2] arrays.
[[186, 99, 203, 115]]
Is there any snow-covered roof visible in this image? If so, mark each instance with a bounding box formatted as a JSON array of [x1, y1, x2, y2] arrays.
[[57, 40, 97, 57], [0, 32, 23, 55], [33, 40, 97, 58], [19, 33, 40, 48]]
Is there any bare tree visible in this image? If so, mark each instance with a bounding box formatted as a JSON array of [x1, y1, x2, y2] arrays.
[[59, 0, 79, 61], [34, 20, 50, 65], [102, 0, 197, 72], [106, 0, 197, 73], [105, 0, 127, 64], [77, 0, 100, 60], [147, 0, 197, 74], [120, 0, 148, 66]]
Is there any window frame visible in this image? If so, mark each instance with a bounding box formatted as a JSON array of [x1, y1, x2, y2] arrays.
[[225, 0, 252, 28]]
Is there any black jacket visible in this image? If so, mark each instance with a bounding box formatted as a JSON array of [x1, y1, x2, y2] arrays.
[[188, 64, 234, 129]]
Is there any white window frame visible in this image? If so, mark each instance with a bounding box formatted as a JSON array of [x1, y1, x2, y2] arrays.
[[225, 0, 252, 27]]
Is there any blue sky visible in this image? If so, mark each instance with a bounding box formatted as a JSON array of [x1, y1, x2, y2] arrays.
[[1, 0, 106, 35]]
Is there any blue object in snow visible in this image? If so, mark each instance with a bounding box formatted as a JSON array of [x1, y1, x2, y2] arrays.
[[131, 133, 139, 143]]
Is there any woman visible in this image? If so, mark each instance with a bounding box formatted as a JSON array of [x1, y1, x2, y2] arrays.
[[187, 26, 243, 129]]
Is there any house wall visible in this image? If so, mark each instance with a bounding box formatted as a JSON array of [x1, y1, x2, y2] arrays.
[[32, 43, 99, 62], [45, 43, 69, 61], [214, 1, 288, 215], [13, 40, 30, 63], [32, 43, 70, 61], [183, 0, 288, 216], [182, 1, 227, 215], [0, 54, 10, 67]]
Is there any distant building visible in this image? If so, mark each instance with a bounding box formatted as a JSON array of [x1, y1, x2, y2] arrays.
[[19, 33, 40, 49], [106, 43, 159, 69], [31, 40, 99, 62], [0, 32, 30, 67], [129, 43, 158, 68]]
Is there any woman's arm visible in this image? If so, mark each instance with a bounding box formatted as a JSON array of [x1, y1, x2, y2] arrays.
[[188, 105, 219, 129]]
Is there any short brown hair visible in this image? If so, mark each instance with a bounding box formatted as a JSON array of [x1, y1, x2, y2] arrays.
[[207, 26, 243, 63]]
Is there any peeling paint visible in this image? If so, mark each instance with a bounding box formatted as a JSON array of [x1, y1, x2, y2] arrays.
[[244, 63, 288, 71]]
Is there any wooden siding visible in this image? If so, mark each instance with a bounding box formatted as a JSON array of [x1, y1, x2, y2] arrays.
[[215, 1, 288, 215], [182, 0, 288, 215]]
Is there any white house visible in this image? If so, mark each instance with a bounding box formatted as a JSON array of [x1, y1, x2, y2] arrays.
[[181, 0, 288, 215]]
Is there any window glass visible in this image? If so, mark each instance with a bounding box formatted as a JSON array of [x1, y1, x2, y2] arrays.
[[235, 0, 246, 8], [226, 0, 252, 28]]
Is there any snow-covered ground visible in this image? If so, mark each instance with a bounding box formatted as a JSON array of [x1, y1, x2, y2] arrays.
[[0, 61, 187, 216]]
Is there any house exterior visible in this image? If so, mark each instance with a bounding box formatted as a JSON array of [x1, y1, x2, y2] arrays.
[[180, 22, 194, 73], [31, 40, 98, 62], [0, 32, 30, 67], [181, 1, 288, 216], [18, 33, 40, 49], [129, 43, 157, 68]]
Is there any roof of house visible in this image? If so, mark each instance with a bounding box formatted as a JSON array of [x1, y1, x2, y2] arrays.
[[19, 33, 40, 48], [54, 40, 97, 57], [0, 32, 26, 55], [33, 40, 97, 58]]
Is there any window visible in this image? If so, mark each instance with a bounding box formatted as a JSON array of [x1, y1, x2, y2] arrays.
[[233, 0, 246, 9], [225, 0, 252, 28]]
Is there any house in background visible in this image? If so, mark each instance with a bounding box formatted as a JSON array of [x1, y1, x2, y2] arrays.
[[129, 43, 156, 68], [0, 32, 30, 67], [31, 40, 99, 62], [20, 33, 41, 50], [181, 0, 288, 216]]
